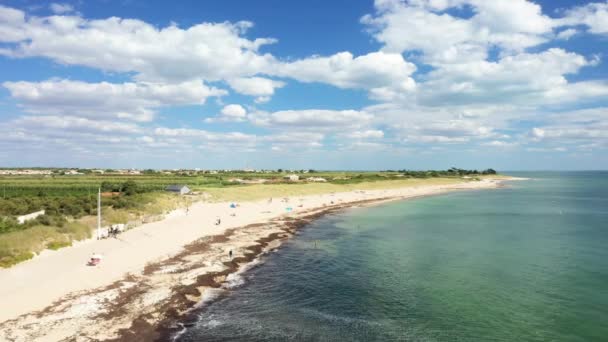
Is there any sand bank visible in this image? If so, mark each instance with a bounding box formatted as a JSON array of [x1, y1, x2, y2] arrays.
[[0, 178, 512, 341]]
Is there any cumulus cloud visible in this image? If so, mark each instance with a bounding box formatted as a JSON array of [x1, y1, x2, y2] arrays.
[[277, 51, 416, 98], [561, 2, 608, 35], [263, 132, 324, 145], [15, 115, 142, 134], [345, 130, 385, 139], [417, 48, 603, 106], [556, 28, 578, 40], [220, 104, 247, 120], [227, 77, 285, 102], [526, 108, 608, 152], [49, 3, 74, 14], [0, 5, 413, 101], [151, 127, 324, 150], [0, 6, 278, 82], [482, 140, 518, 148], [154, 127, 256, 141], [0, 1, 607, 164], [3, 79, 226, 122], [362, 0, 556, 64], [530, 111, 608, 141], [249, 109, 372, 130]]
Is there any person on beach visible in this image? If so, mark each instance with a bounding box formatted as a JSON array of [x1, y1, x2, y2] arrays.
[[229, 250, 233, 259]]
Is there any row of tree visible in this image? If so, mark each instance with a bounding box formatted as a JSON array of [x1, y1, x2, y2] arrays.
[[388, 168, 497, 176]]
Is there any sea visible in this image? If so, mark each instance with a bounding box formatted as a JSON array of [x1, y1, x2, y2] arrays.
[[176, 172, 608, 341]]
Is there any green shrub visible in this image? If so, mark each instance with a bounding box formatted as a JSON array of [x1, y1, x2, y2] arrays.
[[0, 251, 34, 268], [47, 240, 72, 250]]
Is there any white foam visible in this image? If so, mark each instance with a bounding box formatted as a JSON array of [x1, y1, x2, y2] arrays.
[[194, 288, 226, 308], [223, 273, 245, 289], [170, 323, 187, 342], [223, 258, 261, 289], [204, 318, 224, 328]]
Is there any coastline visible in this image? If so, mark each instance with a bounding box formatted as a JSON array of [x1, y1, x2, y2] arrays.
[[0, 178, 514, 341]]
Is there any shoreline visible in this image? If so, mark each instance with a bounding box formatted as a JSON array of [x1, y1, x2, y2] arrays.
[[0, 178, 515, 341]]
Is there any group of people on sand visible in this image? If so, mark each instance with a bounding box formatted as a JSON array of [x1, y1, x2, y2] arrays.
[[107, 226, 122, 238]]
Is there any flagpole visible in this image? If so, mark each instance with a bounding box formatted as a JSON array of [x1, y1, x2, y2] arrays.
[[97, 188, 101, 239]]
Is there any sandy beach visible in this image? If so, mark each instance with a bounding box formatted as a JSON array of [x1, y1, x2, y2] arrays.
[[0, 178, 510, 341]]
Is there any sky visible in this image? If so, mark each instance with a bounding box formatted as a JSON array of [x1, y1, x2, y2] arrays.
[[0, 0, 607, 170]]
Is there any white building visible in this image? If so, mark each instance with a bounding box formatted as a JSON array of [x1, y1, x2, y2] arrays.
[[165, 185, 191, 195], [284, 174, 299, 181], [17, 210, 45, 224]]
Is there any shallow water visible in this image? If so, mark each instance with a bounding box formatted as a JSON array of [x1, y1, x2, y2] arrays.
[[177, 172, 608, 341]]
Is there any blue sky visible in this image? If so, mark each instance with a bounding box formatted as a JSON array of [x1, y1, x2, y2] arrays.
[[0, 0, 607, 170]]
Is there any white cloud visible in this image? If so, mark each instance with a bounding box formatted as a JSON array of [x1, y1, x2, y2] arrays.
[[345, 130, 385, 139], [561, 2, 608, 35], [482, 140, 517, 148], [221, 104, 247, 119], [15, 115, 142, 134], [3, 79, 226, 122], [277, 51, 416, 97], [342, 141, 387, 151], [398, 119, 494, 144], [49, 3, 74, 14], [0, 6, 27, 42], [0, 6, 278, 82], [0, 6, 415, 102], [249, 109, 372, 130], [417, 48, 599, 106], [227, 77, 285, 101], [527, 108, 608, 151], [151, 127, 324, 150], [137, 136, 155, 144], [263, 132, 325, 148], [556, 28, 578, 40], [362, 0, 556, 65], [531, 127, 545, 139], [254, 96, 271, 104], [0, 2, 607, 165]]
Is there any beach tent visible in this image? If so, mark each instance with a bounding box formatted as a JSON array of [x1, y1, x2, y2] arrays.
[[88, 254, 103, 266], [230, 203, 237, 208]]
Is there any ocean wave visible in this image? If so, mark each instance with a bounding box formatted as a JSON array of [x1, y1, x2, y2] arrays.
[[223, 257, 263, 289], [195, 288, 226, 308], [298, 307, 381, 327], [170, 323, 187, 342]]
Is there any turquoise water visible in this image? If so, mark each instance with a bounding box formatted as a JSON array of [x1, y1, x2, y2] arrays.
[[178, 172, 608, 341]]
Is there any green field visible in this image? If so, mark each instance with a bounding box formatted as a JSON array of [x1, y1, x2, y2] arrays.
[[0, 168, 496, 267]]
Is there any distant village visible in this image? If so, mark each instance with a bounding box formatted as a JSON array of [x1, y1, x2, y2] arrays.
[[0, 168, 328, 183]]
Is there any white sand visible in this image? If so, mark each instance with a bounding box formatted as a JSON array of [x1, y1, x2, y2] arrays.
[[0, 178, 505, 324]]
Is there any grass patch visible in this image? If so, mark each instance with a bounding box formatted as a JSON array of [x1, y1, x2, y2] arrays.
[[0, 222, 91, 268], [47, 240, 72, 250], [0, 252, 34, 268], [103, 208, 131, 225], [142, 193, 192, 216]]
